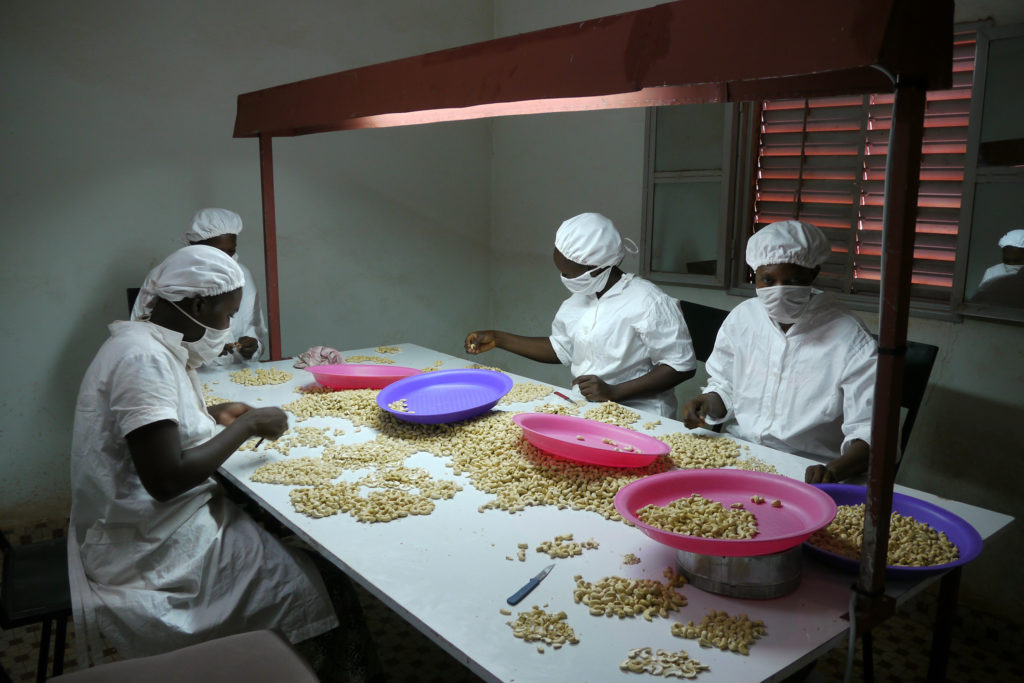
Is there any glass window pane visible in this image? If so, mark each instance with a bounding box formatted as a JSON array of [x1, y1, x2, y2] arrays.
[[650, 182, 721, 274], [654, 105, 726, 171]]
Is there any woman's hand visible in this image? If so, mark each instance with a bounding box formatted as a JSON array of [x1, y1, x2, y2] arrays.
[[465, 331, 497, 354], [571, 375, 617, 403], [681, 393, 725, 429], [805, 464, 838, 484], [241, 407, 289, 440], [237, 336, 259, 359], [208, 402, 252, 426]]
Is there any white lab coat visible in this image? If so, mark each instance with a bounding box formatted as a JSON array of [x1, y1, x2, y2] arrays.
[[67, 321, 336, 664], [703, 292, 876, 460], [131, 260, 267, 365], [550, 273, 696, 417]]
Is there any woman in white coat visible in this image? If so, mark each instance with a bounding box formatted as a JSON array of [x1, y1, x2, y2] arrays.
[[465, 212, 696, 417], [131, 208, 267, 364], [69, 246, 379, 680], [682, 220, 877, 483]]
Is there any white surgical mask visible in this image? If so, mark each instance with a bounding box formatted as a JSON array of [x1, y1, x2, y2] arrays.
[[561, 267, 612, 296], [756, 285, 813, 324], [170, 300, 232, 369]]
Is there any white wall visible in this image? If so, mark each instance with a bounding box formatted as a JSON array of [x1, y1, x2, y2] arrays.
[[489, 0, 1024, 620], [0, 0, 493, 521]]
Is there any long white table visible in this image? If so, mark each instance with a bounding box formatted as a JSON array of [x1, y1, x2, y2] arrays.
[[202, 344, 1013, 682]]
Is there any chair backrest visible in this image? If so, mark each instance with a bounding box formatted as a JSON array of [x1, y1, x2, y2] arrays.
[[677, 300, 730, 363], [127, 287, 141, 317], [890, 338, 939, 464]]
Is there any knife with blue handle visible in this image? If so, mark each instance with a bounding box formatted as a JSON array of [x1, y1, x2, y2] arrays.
[[507, 564, 555, 605]]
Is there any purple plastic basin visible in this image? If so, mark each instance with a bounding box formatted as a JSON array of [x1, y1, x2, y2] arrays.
[[804, 484, 983, 578], [376, 369, 513, 424]]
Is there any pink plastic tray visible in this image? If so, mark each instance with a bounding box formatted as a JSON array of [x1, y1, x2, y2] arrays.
[[306, 364, 420, 390], [615, 470, 837, 557], [513, 413, 668, 468]]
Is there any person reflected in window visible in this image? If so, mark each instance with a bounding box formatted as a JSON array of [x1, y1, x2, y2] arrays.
[[974, 229, 1024, 306], [465, 212, 696, 417], [681, 220, 877, 483]]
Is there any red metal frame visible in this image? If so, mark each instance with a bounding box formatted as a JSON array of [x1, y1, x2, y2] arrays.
[[233, 1, 955, 674]]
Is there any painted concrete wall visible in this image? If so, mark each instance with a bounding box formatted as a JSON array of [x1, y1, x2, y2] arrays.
[[0, 0, 494, 521], [489, 1, 1024, 620]]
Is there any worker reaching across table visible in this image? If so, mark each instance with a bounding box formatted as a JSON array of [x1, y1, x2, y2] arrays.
[[69, 245, 382, 681], [465, 212, 696, 417], [681, 220, 877, 484], [132, 207, 267, 363]]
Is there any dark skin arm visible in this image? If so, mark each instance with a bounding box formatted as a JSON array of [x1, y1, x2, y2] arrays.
[[464, 330, 560, 364], [126, 402, 287, 502], [573, 364, 694, 403], [681, 392, 728, 429], [805, 439, 869, 484]]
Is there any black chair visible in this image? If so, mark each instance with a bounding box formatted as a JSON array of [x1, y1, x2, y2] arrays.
[[869, 335, 938, 471], [677, 300, 730, 363], [0, 530, 72, 682]]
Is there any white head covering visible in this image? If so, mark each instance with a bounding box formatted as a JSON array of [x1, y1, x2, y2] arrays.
[[184, 208, 243, 243], [554, 212, 638, 267], [132, 245, 245, 318], [998, 229, 1024, 249], [746, 220, 832, 270]]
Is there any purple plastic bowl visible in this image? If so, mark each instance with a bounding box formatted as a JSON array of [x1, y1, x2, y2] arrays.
[[376, 369, 513, 424], [804, 484, 983, 578]]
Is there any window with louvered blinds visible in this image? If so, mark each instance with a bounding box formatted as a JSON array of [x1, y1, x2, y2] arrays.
[[751, 30, 976, 302]]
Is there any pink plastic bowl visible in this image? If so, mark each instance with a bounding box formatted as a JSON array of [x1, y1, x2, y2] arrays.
[[615, 469, 837, 557], [307, 364, 421, 390], [513, 413, 668, 468]]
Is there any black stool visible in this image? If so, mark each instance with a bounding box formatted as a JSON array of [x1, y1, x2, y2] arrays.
[[0, 530, 72, 682]]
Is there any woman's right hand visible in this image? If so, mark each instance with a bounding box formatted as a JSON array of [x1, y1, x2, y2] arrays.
[[465, 331, 497, 355], [242, 407, 289, 439]]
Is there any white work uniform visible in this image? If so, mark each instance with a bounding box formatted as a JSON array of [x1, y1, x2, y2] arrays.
[[550, 273, 696, 417], [704, 292, 876, 460], [68, 321, 337, 663], [131, 260, 267, 365]]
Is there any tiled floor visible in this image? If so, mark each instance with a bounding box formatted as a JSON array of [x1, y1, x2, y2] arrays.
[[3, 521, 1022, 682]]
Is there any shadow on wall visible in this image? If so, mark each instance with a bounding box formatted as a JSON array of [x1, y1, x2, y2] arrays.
[[900, 383, 1024, 620]]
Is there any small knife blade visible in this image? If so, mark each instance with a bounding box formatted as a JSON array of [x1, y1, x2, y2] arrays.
[[506, 564, 555, 605], [553, 391, 575, 404]]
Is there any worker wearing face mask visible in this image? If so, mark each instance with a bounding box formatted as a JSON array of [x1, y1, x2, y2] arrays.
[[681, 220, 877, 483], [68, 246, 383, 680], [465, 212, 696, 417], [131, 208, 267, 364]]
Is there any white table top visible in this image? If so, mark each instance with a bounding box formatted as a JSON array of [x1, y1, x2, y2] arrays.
[[202, 344, 1013, 683]]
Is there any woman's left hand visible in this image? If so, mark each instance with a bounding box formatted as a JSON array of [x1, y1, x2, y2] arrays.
[[208, 401, 253, 426], [571, 375, 617, 403], [805, 464, 837, 484]]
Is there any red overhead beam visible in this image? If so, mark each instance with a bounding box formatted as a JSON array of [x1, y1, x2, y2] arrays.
[[234, 0, 951, 138]]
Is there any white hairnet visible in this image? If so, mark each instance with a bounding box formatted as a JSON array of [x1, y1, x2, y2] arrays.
[[746, 220, 832, 270], [554, 213, 638, 267], [132, 245, 245, 319], [184, 208, 243, 243], [998, 229, 1024, 249]]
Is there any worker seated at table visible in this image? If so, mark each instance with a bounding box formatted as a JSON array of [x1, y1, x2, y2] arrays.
[[132, 207, 267, 363], [465, 212, 696, 417], [972, 228, 1024, 306], [681, 220, 877, 484], [69, 245, 382, 682]]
